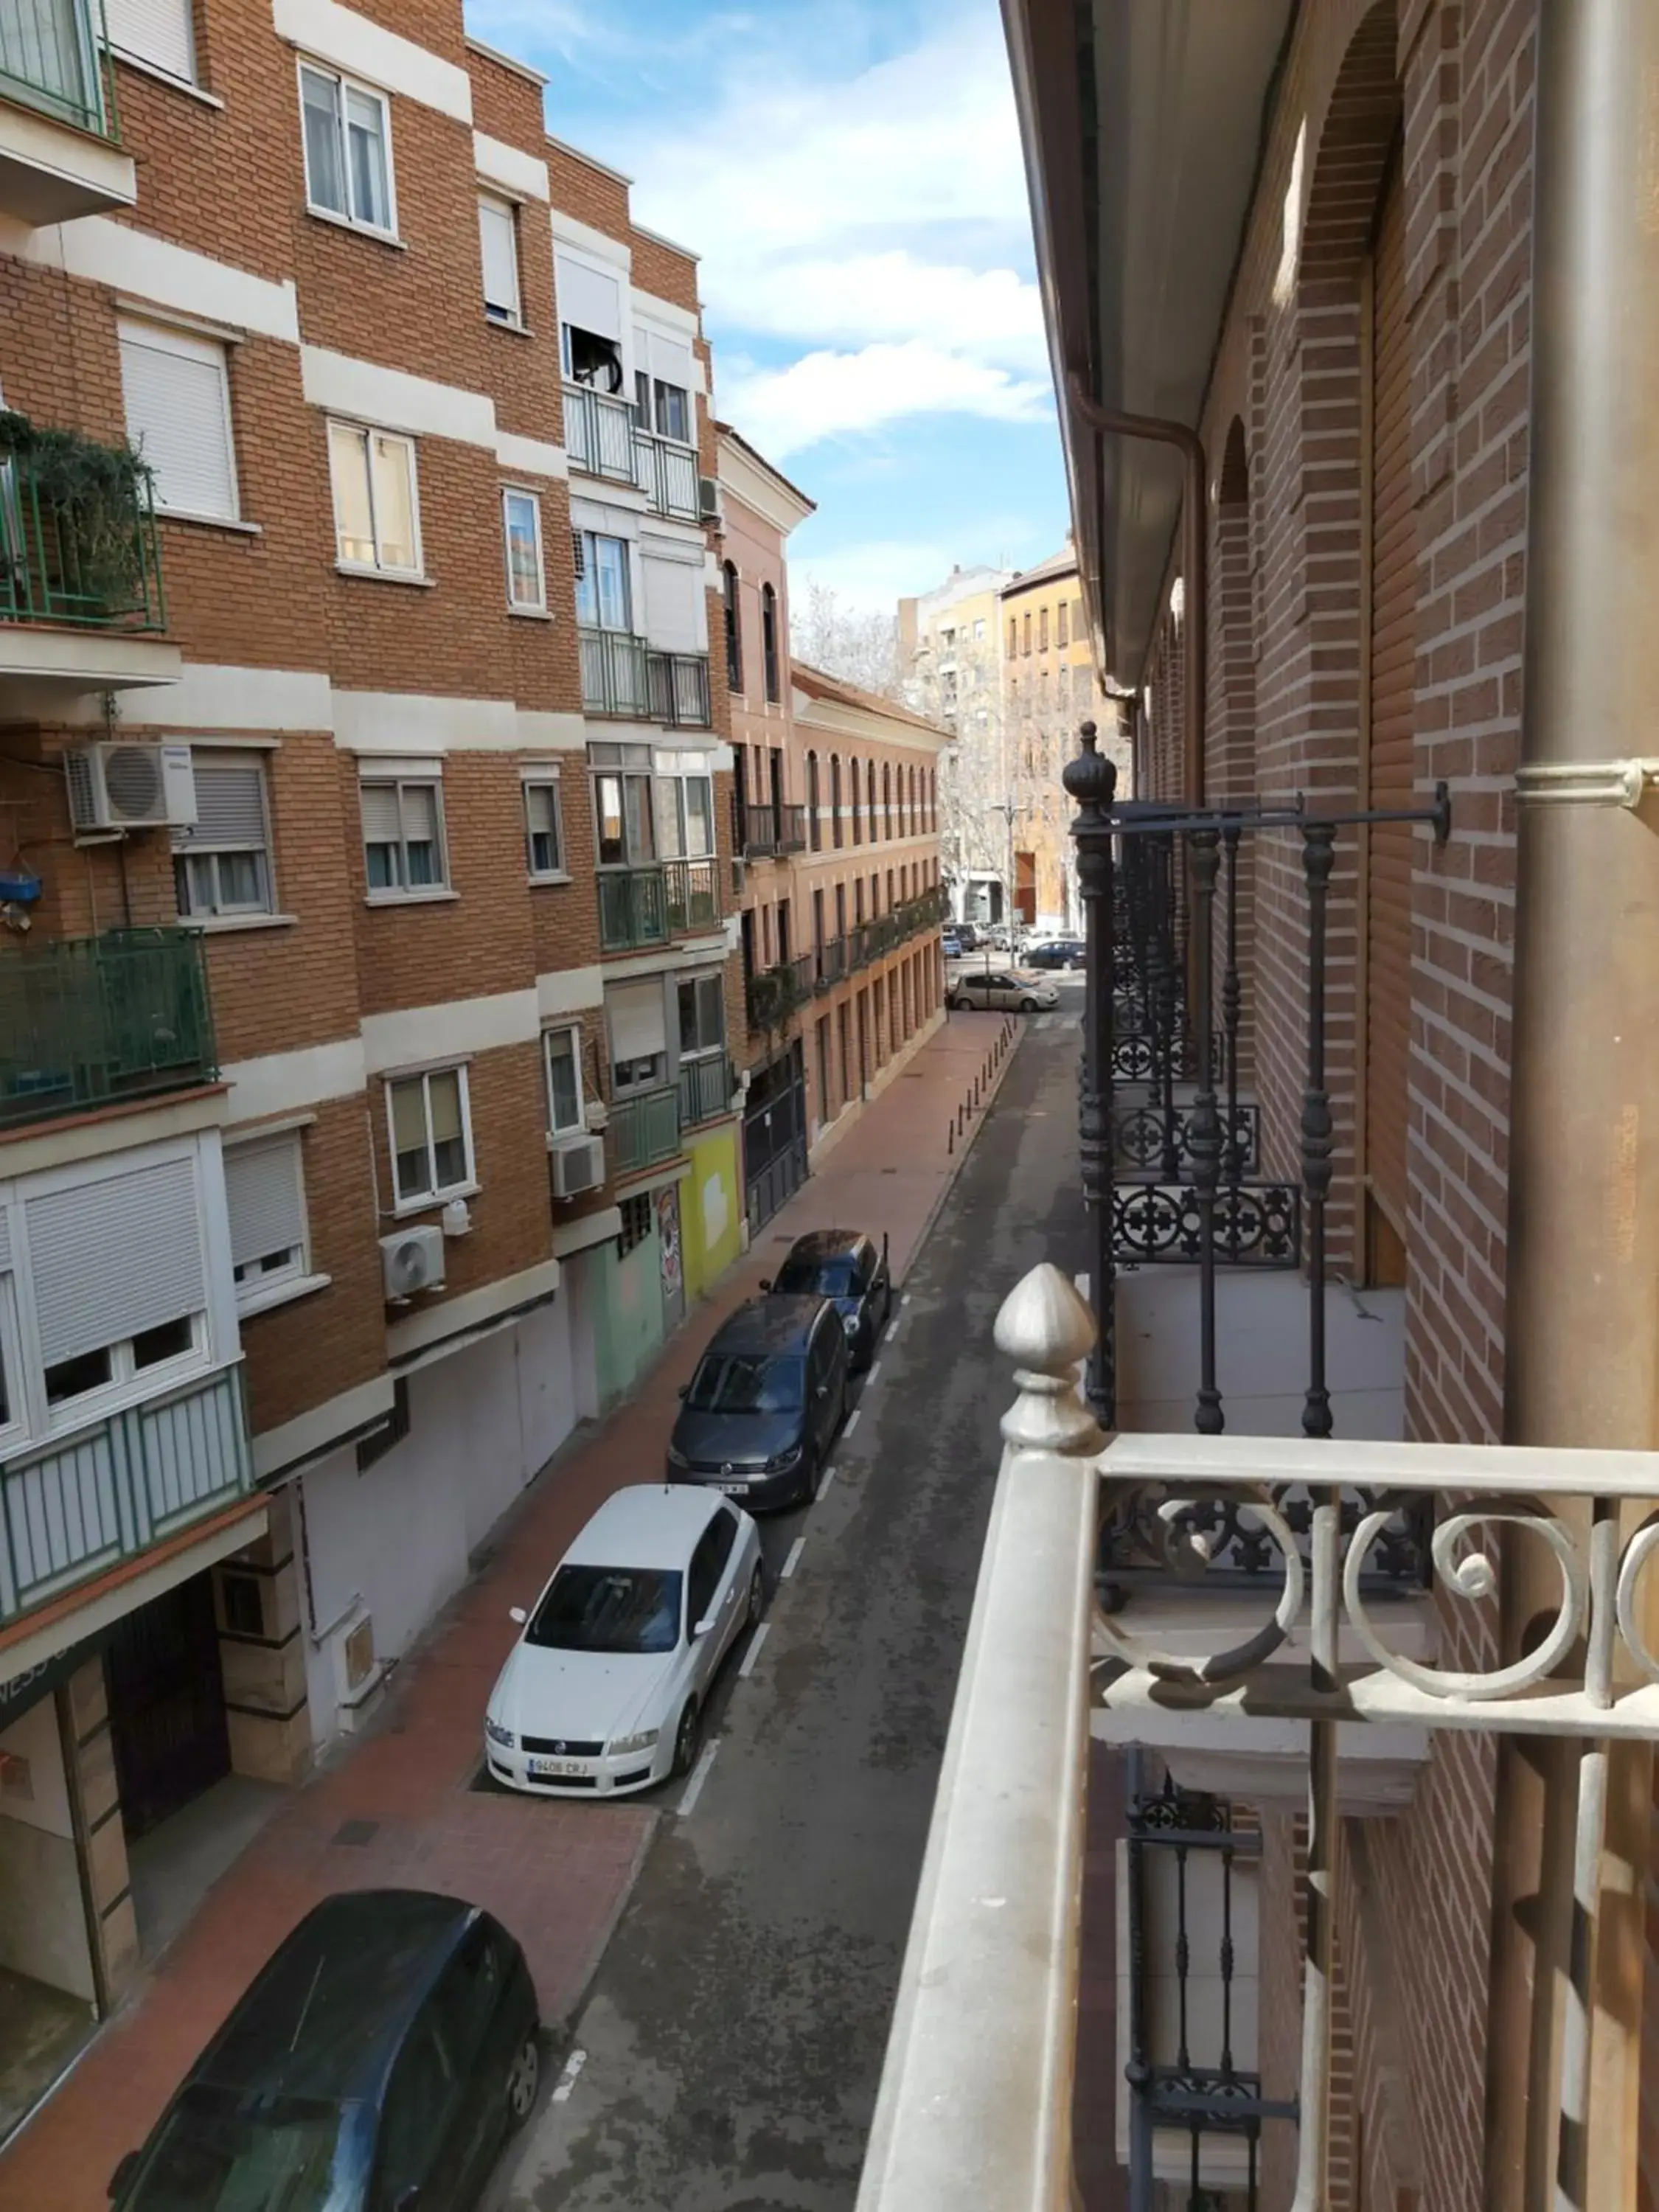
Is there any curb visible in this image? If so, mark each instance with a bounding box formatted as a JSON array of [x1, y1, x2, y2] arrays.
[[897, 1015, 1028, 1287]]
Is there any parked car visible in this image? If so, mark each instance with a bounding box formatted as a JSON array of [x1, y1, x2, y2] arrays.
[[953, 920, 982, 950], [108, 1891, 540, 2212], [762, 1228, 892, 1371], [1023, 937, 1087, 970], [667, 1295, 849, 1509], [946, 969, 1060, 1013], [941, 930, 963, 959], [485, 1485, 762, 1797]]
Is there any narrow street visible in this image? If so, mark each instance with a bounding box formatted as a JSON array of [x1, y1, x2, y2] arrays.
[[495, 991, 1085, 2212]]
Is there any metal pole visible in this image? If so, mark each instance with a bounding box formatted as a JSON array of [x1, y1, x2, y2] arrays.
[[1065, 723, 1118, 1426], [1299, 824, 1335, 1440], [1290, 1492, 1342, 2212], [1186, 826, 1224, 1433], [1495, 11, 1659, 2206]]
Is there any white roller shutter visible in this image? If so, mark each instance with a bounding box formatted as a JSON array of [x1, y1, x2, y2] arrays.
[[641, 550, 704, 653], [555, 252, 622, 341], [647, 327, 696, 392], [105, 0, 195, 80], [479, 196, 520, 322], [607, 981, 667, 1065], [28, 1157, 204, 1368], [175, 751, 266, 852], [225, 1135, 306, 1270], [360, 783, 402, 844], [119, 321, 237, 521]]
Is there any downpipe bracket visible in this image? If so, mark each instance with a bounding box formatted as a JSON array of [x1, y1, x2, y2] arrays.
[[1514, 759, 1659, 810]]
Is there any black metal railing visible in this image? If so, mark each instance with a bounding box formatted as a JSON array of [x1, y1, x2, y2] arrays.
[[0, 928, 215, 1127], [741, 800, 810, 858], [815, 936, 848, 991], [646, 650, 711, 728], [747, 951, 815, 1032], [678, 1049, 731, 1127], [579, 627, 649, 717]]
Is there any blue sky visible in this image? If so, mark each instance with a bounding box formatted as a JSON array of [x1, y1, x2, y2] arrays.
[[461, 0, 1071, 609]]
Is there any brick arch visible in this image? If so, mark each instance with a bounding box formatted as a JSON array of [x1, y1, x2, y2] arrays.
[[1212, 417, 1256, 810], [1297, 0, 1402, 303]]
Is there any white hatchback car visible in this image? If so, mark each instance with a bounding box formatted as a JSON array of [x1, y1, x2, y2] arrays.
[[483, 1485, 763, 1798], [946, 967, 1060, 1013]]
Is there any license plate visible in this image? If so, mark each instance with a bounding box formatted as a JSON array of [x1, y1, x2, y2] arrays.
[[528, 1756, 589, 1779], [717, 1481, 749, 1497]]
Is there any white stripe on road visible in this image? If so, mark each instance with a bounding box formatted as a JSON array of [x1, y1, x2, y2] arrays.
[[737, 1621, 771, 1678], [866, 1361, 883, 1386], [552, 2048, 587, 2103], [902, 1292, 914, 1305], [781, 1536, 807, 1580], [818, 1464, 837, 1498], [844, 1406, 861, 1438], [677, 1737, 719, 1818]]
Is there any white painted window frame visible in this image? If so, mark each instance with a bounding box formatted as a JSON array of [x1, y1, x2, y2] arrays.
[[118, 315, 241, 524], [298, 56, 398, 239], [522, 773, 565, 881], [327, 420, 425, 580], [479, 190, 523, 327], [44, 1312, 209, 1438], [385, 1065, 476, 1212], [360, 771, 449, 901], [501, 485, 546, 613], [174, 748, 276, 919], [224, 1129, 316, 1315], [543, 1024, 585, 1138]]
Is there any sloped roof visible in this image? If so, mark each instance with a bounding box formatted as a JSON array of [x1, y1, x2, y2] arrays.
[[1001, 544, 1079, 599], [790, 660, 951, 739], [714, 420, 816, 515]]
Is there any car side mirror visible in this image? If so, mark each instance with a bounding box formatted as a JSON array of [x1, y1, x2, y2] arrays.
[[508, 1606, 527, 1626], [815, 1382, 830, 1400], [693, 1613, 715, 1640], [109, 2153, 140, 2201], [677, 1382, 689, 1399], [758, 1277, 772, 1291]]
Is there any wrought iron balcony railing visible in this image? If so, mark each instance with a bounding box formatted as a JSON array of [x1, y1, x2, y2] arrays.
[[608, 1083, 681, 1175], [746, 952, 815, 1033], [646, 650, 710, 728], [0, 927, 215, 1127], [633, 428, 700, 521], [0, 0, 119, 142], [563, 382, 636, 482], [815, 936, 848, 991], [579, 627, 650, 717], [0, 445, 165, 631], [677, 1049, 732, 1129]]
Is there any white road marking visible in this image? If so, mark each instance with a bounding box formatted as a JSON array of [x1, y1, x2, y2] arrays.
[[818, 1463, 837, 1498], [844, 1407, 862, 1437], [902, 1292, 914, 1305], [552, 2048, 587, 2103], [781, 1536, 807, 1580], [866, 1361, 883, 1385], [677, 1738, 720, 1818], [737, 1621, 771, 1678]]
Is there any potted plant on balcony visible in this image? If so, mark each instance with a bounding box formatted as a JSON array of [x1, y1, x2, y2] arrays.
[[0, 411, 156, 621]]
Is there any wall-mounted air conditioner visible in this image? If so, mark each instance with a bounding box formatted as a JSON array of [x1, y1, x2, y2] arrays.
[[698, 476, 722, 525], [66, 742, 198, 832], [551, 1133, 605, 1199], [380, 1224, 445, 1301]]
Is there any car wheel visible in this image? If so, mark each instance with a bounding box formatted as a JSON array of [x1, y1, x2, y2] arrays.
[[1020, 995, 1039, 1012], [672, 1699, 702, 1778], [745, 1565, 765, 1628], [506, 2031, 540, 2128]]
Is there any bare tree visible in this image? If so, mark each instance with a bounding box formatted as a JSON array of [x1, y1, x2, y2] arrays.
[[931, 622, 1015, 911], [791, 579, 905, 700]]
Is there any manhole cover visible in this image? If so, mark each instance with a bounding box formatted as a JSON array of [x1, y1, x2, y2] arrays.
[[332, 1818, 379, 1847]]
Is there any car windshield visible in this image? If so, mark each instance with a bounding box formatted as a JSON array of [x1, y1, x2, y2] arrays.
[[686, 1353, 804, 1413], [125, 2086, 357, 2212], [775, 1257, 861, 1298], [526, 1565, 683, 1655]]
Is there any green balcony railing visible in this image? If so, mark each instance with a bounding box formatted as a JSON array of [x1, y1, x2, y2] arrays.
[[678, 1049, 732, 1128], [0, 0, 119, 142], [0, 441, 165, 631], [610, 1084, 681, 1175], [748, 953, 815, 1032], [0, 927, 216, 1128], [664, 855, 720, 935], [597, 865, 669, 952]]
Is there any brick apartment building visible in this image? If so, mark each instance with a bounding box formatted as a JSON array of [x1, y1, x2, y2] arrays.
[[989, 0, 1659, 2205], [0, 0, 801, 2127], [719, 425, 950, 1234]]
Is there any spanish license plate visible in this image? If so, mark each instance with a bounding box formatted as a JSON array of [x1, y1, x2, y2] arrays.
[[528, 1756, 589, 1779], [717, 1481, 749, 1497]]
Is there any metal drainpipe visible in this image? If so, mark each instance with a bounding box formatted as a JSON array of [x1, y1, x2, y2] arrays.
[[1497, 7, 1659, 2208], [1065, 374, 1207, 809]]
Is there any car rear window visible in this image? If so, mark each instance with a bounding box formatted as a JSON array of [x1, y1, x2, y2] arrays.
[[527, 1566, 683, 1655], [775, 1258, 860, 1298], [125, 2086, 354, 2211], [686, 1352, 804, 1413]]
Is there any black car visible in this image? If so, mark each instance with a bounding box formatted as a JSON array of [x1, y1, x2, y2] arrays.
[[1022, 937, 1086, 970], [667, 1295, 848, 1509], [762, 1228, 892, 1370], [109, 1891, 540, 2212]]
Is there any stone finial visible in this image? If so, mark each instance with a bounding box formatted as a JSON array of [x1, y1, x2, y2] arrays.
[[995, 1263, 1105, 1457]]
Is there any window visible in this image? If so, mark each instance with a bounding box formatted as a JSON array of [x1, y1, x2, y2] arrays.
[[635, 372, 691, 443], [687, 1508, 737, 1628], [723, 562, 742, 692], [1057, 602, 1069, 648], [173, 750, 273, 919], [387, 1068, 472, 1206], [478, 194, 521, 325], [882, 763, 891, 836], [106, 0, 195, 80], [544, 1026, 585, 1136], [594, 768, 654, 866], [574, 531, 632, 630], [501, 487, 545, 611], [119, 320, 238, 522], [974, 618, 986, 640], [1006, 615, 1017, 655], [1039, 607, 1049, 651], [378, 2022, 455, 2206], [678, 973, 724, 1059], [300, 63, 394, 234], [830, 756, 844, 847], [225, 1133, 310, 1307], [329, 422, 420, 575], [361, 773, 445, 894], [44, 1315, 201, 1410], [617, 1192, 653, 1255], [849, 759, 862, 845], [761, 582, 780, 702], [807, 751, 821, 850], [524, 777, 563, 877], [655, 769, 714, 859]]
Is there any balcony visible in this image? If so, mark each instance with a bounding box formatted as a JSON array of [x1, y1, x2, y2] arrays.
[[0, 927, 217, 1129], [563, 381, 637, 484], [747, 952, 815, 1033], [634, 428, 700, 521], [740, 800, 807, 858], [1, 1364, 253, 1624], [0, 0, 136, 224], [815, 936, 848, 992], [609, 1083, 681, 1175], [646, 649, 711, 729], [597, 858, 720, 952], [580, 626, 650, 719], [0, 431, 180, 692], [678, 1048, 733, 1129]]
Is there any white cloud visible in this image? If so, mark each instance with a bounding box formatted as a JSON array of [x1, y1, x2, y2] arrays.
[[790, 538, 964, 613], [721, 341, 1050, 459], [702, 251, 1047, 375]]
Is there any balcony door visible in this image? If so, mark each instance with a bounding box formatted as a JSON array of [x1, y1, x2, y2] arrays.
[[575, 532, 632, 631]]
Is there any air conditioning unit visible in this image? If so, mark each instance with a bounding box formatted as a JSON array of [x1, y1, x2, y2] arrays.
[[66, 742, 198, 832], [698, 475, 722, 525], [380, 1224, 445, 1301], [551, 1133, 605, 1199]]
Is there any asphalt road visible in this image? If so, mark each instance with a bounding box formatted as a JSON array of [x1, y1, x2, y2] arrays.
[[495, 988, 1088, 2212]]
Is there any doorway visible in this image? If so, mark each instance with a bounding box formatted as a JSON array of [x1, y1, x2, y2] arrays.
[[105, 1571, 230, 1843]]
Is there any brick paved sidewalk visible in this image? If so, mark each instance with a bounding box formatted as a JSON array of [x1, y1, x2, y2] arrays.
[[0, 1009, 1020, 2212]]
